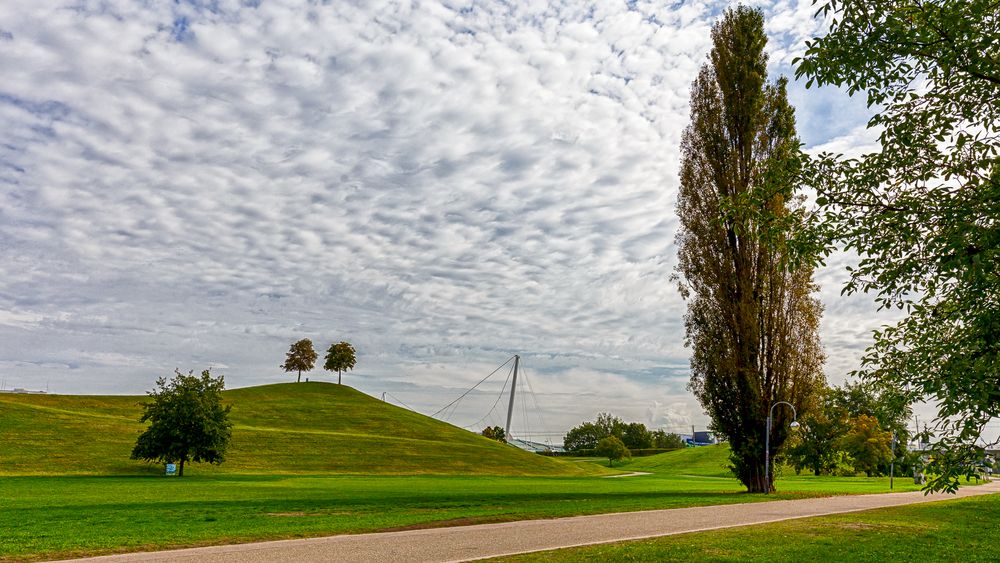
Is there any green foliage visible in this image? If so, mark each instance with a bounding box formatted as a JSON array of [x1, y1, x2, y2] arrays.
[[282, 338, 318, 383], [795, 0, 1000, 492], [676, 5, 825, 493], [594, 436, 630, 467], [786, 393, 846, 476], [651, 430, 686, 450], [563, 414, 660, 450], [130, 369, 233, 476], [563, 413, 622, 451], [622, 422, 653, 449], [481, 425, 506, 443], [323, 341, 357, 385], [788, 382, 912, 477], [840, 415, 894, 477]]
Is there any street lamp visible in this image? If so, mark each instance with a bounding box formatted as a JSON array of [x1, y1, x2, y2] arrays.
[[765, 401, 799, 494]]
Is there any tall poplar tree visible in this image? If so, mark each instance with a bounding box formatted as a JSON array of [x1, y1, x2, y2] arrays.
[[675, 6, 825, 493]]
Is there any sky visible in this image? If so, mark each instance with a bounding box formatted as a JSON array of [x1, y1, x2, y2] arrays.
[[0, 0, 930, 443]]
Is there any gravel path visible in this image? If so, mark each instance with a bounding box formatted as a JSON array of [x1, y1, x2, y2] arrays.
[[60, 480, 1000, 563]]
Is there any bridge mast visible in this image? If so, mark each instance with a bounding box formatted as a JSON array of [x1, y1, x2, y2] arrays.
[[504, 354, 519, 442]]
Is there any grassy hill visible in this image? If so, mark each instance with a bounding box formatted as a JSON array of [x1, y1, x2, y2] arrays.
[[623, 444, 733, 477], [0, 382, 596, 477]]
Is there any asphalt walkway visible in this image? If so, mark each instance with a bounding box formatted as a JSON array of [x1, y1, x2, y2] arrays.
[[62, 480, 1000, 562]]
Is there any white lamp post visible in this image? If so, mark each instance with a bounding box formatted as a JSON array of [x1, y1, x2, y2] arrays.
[[765, 401, 799, 494]]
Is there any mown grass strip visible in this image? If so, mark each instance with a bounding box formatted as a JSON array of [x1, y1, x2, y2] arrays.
[[494, 493, 1000, 562]]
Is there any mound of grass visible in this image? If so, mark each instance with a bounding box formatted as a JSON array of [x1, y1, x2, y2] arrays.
[[623, 444, 733, 477], [0, 382, 594, 477]]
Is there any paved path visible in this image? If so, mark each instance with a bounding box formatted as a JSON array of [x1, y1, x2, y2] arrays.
[[62, 481, 1000, 563]]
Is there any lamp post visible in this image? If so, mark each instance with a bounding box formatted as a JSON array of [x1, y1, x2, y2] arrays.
[[765, 401, 799, 494]]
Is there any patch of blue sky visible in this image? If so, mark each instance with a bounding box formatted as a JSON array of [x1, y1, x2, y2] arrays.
[[784, 73, 876, 149], [0, 93, 73, 121], [170, 16, 194, 42]]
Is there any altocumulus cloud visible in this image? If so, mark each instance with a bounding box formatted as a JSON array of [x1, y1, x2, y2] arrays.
[[0, 0, 897, 438]]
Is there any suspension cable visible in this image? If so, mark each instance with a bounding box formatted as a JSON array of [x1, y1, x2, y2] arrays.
[[463, 360, 515, 430], [430, 355, 516, 418]]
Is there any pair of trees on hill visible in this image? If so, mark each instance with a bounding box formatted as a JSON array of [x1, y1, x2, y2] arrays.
[[563, 413, 684, 451], [131, 369, 232, 477], [282, 338, 356, 384]]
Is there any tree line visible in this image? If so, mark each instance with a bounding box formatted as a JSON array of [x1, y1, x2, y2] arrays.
[[562, 413, 686, 452], [785, 382, 913, 478]]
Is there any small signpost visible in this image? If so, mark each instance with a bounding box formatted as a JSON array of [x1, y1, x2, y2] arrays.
[[165, 463, 177, 476]]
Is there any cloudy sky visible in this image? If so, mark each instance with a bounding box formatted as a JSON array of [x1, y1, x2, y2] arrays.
[[0, 0, 919, 442]]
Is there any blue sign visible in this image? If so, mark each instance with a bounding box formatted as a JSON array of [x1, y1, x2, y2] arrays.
[[165, 463, 177, 476]]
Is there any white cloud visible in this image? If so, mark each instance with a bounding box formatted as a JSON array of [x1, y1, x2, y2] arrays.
[[0, 0, 900, 438]]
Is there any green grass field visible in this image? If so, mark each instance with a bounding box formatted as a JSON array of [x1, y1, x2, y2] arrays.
[[0, 382, 962, 561], [496, 493, 1000, 562], [0, 447, 928, 561], [0, 382, 593, 476]]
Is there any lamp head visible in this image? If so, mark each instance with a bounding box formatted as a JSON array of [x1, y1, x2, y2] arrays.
[[789, 420, 800, 429]]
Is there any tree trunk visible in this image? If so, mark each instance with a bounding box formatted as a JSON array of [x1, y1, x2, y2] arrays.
[[746, 472, 769, 493], [297, 370, 301, 383], [741, 457, 770, 493], [338, 370, 342, 385], [179, 458, 185, 477]]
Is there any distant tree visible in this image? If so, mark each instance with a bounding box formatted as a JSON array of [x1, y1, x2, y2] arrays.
[[827, 382, 911, 443], [594, 412, 626, 439], [621, 422, 653, 449], [595, 436, 630, 467], [563, 422, 605, 452], [481, 425, 506, 443], [563, 413, 627, 451], [787, 389, 848, 476], [794, 0, 1000, 492], [841, 415, 893, 477], [130, 369, 232, 477], [651, 430, 686, 450], [282, 338, 317, 383], [323, 341, 357, 385], [676, 6, 825, 493]]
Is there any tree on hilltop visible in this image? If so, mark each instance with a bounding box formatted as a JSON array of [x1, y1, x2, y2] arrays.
[[675, 6, 825, 493], [324, 341, 357, 385], [282, 338, 317, 383], [131, 369, 232, 477]]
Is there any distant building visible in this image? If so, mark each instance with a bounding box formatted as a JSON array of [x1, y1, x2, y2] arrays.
[[690, 431, 717, 445], [0, 388, 47, 394]]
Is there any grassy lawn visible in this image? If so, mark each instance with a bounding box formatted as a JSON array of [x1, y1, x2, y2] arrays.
[[1, 467, 927, 561], [495, 493, 1000, 562], [0, 383, 945, 561]]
